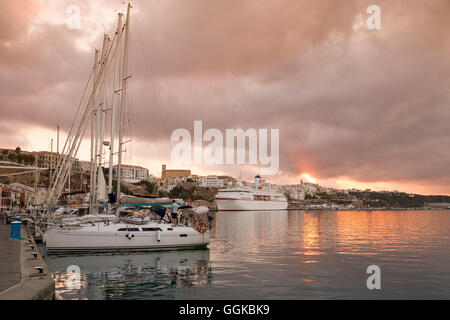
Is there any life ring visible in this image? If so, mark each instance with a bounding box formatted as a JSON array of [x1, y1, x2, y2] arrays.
[[196, 221, 208, 233]]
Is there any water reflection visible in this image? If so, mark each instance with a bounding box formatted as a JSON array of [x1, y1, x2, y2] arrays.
[[207, 210, 450, 299], [47, 249, 211, 300]]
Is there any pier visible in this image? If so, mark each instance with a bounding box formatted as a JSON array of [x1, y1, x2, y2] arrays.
[[0, 224, 55, 300]]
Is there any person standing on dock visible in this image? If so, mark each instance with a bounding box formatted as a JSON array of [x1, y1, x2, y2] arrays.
[[171, 200, 179, 227], [0, 209, 5, 224]]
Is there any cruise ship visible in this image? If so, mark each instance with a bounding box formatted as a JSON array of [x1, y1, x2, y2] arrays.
[[214, 176, 288, 211]]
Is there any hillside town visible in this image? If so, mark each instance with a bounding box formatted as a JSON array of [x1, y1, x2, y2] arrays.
[[1, 147, 450, 211]]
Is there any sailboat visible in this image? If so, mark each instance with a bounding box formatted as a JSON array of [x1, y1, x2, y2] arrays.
[[44, 4, 209, 254]]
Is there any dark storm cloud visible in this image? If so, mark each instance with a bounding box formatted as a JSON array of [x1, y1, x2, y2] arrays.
[[1, 0, 450, 193]]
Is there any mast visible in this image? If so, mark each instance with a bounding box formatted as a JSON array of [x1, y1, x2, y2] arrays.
[[89, 49, 100, 214], [98, 35, 111, 210], [116, 3, 131, 220], [50, 139, 53, 185], [54, 124, 59, 180], [34, 152, 38, 192], [47, 26, 114, 207], [108, 12, 123, 215], [93, 35, 108, 214], [57, 125, 60, 155], [68, 165, 71, 197], [99, 35, 110, 169]]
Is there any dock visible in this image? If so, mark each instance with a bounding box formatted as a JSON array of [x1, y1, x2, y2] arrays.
[[0, 224, 55, 300]]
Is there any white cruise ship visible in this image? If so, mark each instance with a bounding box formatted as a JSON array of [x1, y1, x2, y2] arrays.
[[214, 175, 288, 211]]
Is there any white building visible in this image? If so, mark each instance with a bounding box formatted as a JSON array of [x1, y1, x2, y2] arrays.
[[290, 190, 305, 201], [199, 176, 224, 188], [113, 164, 149, 183], [299, 183, 318, 196], [165, 177, 185, 192]]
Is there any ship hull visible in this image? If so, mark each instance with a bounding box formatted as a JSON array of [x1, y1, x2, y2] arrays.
[[214, 198, 288, 211]]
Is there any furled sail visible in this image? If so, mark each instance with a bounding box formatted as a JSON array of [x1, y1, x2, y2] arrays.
[[97, 167, 107, 201]]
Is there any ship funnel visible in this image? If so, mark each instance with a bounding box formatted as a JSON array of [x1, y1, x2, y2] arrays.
[[254, 175, 261, 189]]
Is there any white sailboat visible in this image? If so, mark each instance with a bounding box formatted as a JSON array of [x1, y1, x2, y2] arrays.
[[45, 222, 209, 254], [44, 3, 209, 254]]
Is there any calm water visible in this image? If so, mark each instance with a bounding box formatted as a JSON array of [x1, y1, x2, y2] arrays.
[[43, 210, 450, 300]]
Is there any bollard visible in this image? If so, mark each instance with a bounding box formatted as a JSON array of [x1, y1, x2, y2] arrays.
[[10, 221, 21, 240]]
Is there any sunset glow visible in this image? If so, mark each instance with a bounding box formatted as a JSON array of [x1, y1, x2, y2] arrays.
[[301, 173, 317, 184]]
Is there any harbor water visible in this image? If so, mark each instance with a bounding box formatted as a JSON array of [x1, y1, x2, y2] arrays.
[[42, 210, 450, 299]]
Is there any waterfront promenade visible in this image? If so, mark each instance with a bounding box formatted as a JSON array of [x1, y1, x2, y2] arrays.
[[0, 225, 21, 292], [0, 224, 55, 300]]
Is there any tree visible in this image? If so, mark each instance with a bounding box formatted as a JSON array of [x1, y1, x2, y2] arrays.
[[25, 154, 35, 165], [15, 147, 21, 153], [16, 154, 24, 164], [158, 190, 168, 197], [138, 180, 157, 195], [146, 181, 156, 194]]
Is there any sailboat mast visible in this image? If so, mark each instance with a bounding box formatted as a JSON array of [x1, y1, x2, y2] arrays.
[[99, 35, 111, 169], [93, 35, 108, 214], [116, 3, 131, 220], [54, 124, 59, 177], [89, 49, 100, 215], [57, 125, 60, 154], [50, 138, 53, 185], [108, 13, 124, 215], [34, 152, 38, 192]]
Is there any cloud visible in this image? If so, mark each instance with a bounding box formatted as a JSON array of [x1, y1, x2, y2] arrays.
[[1, 0, 450, 194], [0, 0, 41, 43]]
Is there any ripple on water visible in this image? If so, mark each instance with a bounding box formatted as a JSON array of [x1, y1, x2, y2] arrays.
[[43, 210, 450, 299]]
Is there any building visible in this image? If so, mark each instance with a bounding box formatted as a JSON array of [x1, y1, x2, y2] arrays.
[[0, 183, 35, 209], [162, 176, 197, 192], [79, 160, 91, 173], [426, 203, 450, 209], [163, 177, 183, 192], [217, 176, 236, 187], [161, 164, 191, 181], [199, 176, 224, 188], [290, 190, 305, 201], [113, 164, 149, 183], [0, 184, 13, 209], [35, 151, 80, 172]]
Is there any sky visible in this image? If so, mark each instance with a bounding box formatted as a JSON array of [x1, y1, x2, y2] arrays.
[[0, 0, 449, 195]]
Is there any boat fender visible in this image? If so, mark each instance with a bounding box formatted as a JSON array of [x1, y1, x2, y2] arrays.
[[157, 230, 161, 242], [197, 221, 208, 233]]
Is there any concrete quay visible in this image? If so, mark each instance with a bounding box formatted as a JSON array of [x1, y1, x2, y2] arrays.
[[0, 224, 54, 300]]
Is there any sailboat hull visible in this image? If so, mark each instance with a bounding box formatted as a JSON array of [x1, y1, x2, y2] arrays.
[[45, 223, 209, 254]]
